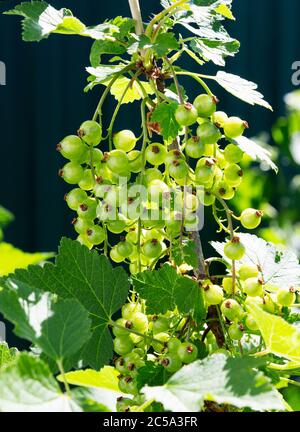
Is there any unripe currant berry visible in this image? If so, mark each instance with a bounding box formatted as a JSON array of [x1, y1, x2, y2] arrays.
[[113, 130, 137, 152], [213, 180, 235, 200], [59, 162, 84, 184], [212, 111, 228, 128], [168, 158, 189, 179], [57, 135, 87, 161], [223, 117, 248, 139], [222, 277, 240, 295], [185, 136, 205, 159], [277, 287, 296, 307], [78, 120, 102, 146], [224, 164, 243, 186], [221, 299, 243, 321], [175, 103, 198, 127], [228, 323, 244, 340], [196, 121, 222, 144], [243, 277, 264, 297], [240, 208, 263, 230], [223, 143, 244, 164], [145, 143, 167, 166], [203, 283, 224, 306], [238, 264, 259, 281], [193, 94, 217, 118], [177, 342, 198, 364], [224, 237, 246, 260], [160, 353, 182, 373], [245, 315, 259, 331]]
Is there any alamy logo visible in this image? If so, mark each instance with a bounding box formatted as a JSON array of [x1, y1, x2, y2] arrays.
[[0, 61, 6, 86], [292, 61, 300, 86], [0, 321, 6, 342]]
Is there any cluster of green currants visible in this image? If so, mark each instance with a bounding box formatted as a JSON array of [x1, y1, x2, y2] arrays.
[[58, 94, 263, 273], [112, 302, 198, 405], [202, 262, 299, 341]]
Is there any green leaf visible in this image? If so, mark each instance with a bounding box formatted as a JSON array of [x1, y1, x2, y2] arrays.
[[108, 76, 154, 104], [232, 136, 278, 172], [137, 362, 168, 390], [0, 242, 53, 277], [211, 234, 300, 289], [58, 367, 125, 412], [142, 353, 285, 412], [0, 280, 91, 362], [213, 71, 273, 110], [132, 264, 205, 317], [247, 303, 300, 364], [190, 38, 239, 66], [0, 342, 18, 369], [12, 238, 129, 368], [0, 353, 81, 412], [0, 206, 14, 229], [172, 240, 199, 269], [58, 366, 120, 391], [85, 64, 126, 91], [90, 40, 126, 67], [4, 2, 119, 42], [151, 102, 180, 141], [152, 33, 179, 57]]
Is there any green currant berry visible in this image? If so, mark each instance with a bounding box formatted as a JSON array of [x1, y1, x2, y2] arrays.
[[65, 188, 87, 211], [175, 103, 198, 127], [177, 342, 198, 364], [228, 323, 244, 340], [86, 225, 105, 245], [77, 198, 97, 220], [185, 136, 205, 159], [160, 353, 182, 373], [118, 376, 138, 395], [145, 143, 167, 166], [224, 164, 243, 186], [212, 111, 228, 128], [130, 312, 148, 334], [164, 149, 185, 166], [224, 237, 245, 260], [57, 135, 87, 161], [213, 180, 235, 200], [88, 148, 104, 166], [243, 278, 264, 297], [277, 287, 296, 307], [221, 299, 243, 321], [142, 239, 163, 258], [59, 162, 84, 184], [241, 208, 263, 229], [203, 283, 224, 306], [73, 217, 90, 235], [113, 318, 132, 337], [113, 336, 134, 356], [195, 158, 216, 185], [152, 332, 170, 353], [113, 130, 137, 152], [196, 121, 222, 144], [117, 240, 134, 258], [78, 120, 102, 146], [143, 168, 163, 183], [223, 117, 248, 139], [198, 190, 216, 207], [122, 303, 142, 319], [116, 396, 134, 412], [168, 159, 189, 179], [115, 357, 128, 374], [107, 150, 129, 174], [222, 277, 240, 295], [223, 143, 244, 164], [128, 150, 142, 173], [193, 94, 217, 118], [167, 337, 181, 353], [238, 264, 259, 281], [245, 315, 259, 331], [78, 169, 95, 191], [110, 247, 125, 263]]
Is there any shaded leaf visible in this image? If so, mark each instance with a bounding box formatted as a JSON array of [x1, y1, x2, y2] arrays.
[[12, 238, 129, 368], [151, 102, 180, 141], [132, 264, 204, 316]]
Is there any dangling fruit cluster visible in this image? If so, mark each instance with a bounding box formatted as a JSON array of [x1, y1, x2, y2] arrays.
[[58, 92, 264, 275]]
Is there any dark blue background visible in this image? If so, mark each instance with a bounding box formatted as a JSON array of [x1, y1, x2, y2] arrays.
[[0, 0, 300, 254]]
